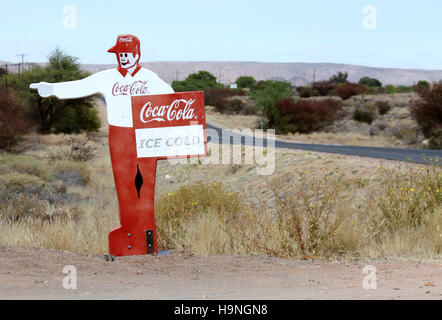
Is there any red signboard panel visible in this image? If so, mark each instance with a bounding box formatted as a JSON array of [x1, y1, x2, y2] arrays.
[[108, 91, 207, 257]]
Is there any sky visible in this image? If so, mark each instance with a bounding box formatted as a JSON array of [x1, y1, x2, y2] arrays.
[[0, 0, 441, 69]]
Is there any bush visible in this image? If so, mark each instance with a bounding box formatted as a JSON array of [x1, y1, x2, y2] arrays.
[[249, 80, 293, 126], [417, 80, 430, 88], [312, 81, 336, 96], [376, 101, 391, 115], [412, 81, 442, 148], [172, 71, 222, 92], [385, 84, 412, 94], [385, 84, 396, 94], [273, 98, 342, 134], [205, 88, 251, 114], [353, 108, 374, 124], [0, 93, 31, 151], [329, 71, 348, 84], [396, 85, 412, 93], [359, 77, 382, 87], [429, 128, 442, 149], [413, 82, 430, 95], [296, 86, 320, 98], [54, 103, 101, 134], [335, 83, 365, 100], [5, 49, 100, 134], [235, 76, 256, 89]]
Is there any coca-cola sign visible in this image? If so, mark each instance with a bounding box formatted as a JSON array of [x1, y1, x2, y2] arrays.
[[112, 80, 150, 96], [139, 98, 196, 123], [131, 91, 207, 159]]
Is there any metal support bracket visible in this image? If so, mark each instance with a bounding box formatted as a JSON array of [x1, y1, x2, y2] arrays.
[[146, 230, 154, 255]]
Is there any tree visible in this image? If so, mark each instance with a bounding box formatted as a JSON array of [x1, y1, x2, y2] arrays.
[[5, 49, 100, 134], [248, 80, 293, 128], [412, 81, 442, 148], [235, 76, 256, 89], [417, 80, 430, 88], [312, 80, 336, 96], [329, 72, 348, 84], [0, 92, 30, 151], [172, 71, 221, 92], [359, 76, 382, 87]]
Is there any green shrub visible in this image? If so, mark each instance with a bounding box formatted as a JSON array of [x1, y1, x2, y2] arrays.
[[172, 71, 222, 92], [376, 101, 391, 115], [353, 108, 374, 124], [248, 80, 293, 127], [396, 85, 412, 93], [384, 84, 412, 94], [235, 76, 256, 89], [385, 84, 396, 94], [417, 80, 430, 88], [329, 71, 348, 84], [359, 77, 382, 87]]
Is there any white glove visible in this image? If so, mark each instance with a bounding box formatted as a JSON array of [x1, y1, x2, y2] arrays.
[[29, 82, 54, 98]]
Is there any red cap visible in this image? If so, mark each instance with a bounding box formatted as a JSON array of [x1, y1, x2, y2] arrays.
[[108, 34, 140, 55]]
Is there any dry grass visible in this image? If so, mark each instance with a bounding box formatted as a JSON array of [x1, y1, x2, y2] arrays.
[[0, 116, 440, 260], [153, 163, 441, 260]]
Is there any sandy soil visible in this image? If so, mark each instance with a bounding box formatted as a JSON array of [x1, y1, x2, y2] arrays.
[[0, 246, 440, 300]]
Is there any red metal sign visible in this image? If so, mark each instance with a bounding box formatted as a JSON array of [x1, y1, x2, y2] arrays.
[[108, 91, 207, 256]]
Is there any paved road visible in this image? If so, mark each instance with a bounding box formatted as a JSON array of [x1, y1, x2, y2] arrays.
[[206, 122, 442, 165]]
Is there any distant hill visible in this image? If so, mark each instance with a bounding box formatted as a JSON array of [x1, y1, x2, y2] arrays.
[[3, 60, 442, 86], [81, 61, 442, 86]]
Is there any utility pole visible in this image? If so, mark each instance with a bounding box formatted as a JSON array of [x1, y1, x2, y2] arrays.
[[218, 65, 224, 85], [4, 64, 8, 94], [176, 70, 179, 81], [312, 68, 316, 84], [16, 53, 29, 76]]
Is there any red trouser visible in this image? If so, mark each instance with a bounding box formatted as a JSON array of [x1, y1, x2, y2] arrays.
[[108, 125, 158, 256]]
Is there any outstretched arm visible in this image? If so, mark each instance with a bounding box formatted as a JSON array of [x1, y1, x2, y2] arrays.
[[30, 72, 103, 99]]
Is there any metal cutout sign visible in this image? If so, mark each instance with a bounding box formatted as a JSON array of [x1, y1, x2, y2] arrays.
[[132, 91, 207, 159], [30, 34, 207, 257]]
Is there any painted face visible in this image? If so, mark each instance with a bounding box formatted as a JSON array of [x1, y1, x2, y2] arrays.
[[118, 52, 139, 69]]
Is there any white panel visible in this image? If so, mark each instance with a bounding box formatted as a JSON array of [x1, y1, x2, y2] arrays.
[[135, 125, 205, 158]]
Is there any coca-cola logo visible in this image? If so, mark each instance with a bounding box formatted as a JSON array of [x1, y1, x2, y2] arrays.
[[112, 80, 150, 96], [119, 36, 133, 43], [140, 99, 196, 123]]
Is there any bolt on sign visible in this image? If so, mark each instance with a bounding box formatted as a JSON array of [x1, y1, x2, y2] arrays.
[[30, 34, 207, 257]]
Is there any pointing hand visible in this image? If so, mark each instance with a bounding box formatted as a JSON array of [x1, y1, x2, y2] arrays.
[[29, 82, 54, 98]]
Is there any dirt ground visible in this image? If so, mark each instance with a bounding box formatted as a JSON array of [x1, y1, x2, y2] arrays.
[[0, 246, 440, 300]]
